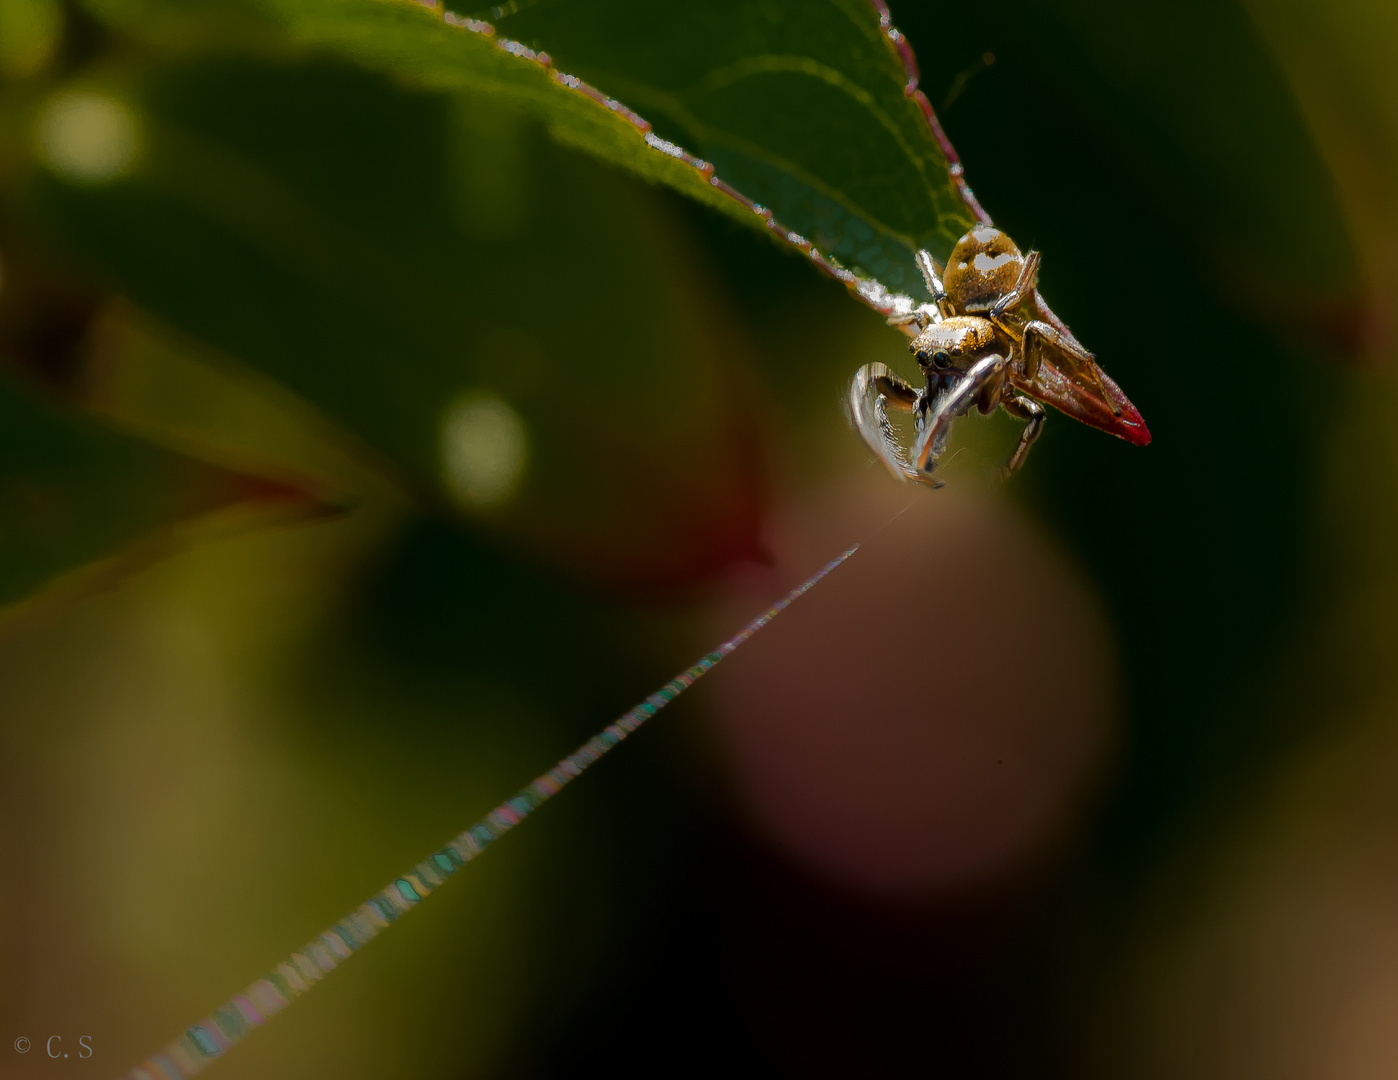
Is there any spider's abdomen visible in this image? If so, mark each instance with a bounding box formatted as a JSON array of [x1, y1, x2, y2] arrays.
[[944, 225, 1024, 314]]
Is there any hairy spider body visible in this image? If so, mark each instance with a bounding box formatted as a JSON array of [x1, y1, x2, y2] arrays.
[[943, 226, 1029, 314], [849, 225, 1149, 486]]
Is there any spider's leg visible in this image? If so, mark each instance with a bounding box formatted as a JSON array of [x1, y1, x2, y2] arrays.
[[886, 310, 930, 332], [848, 363, 924, 483], [912, 354, 1007, 475], [989, 249, 1041, 319], [1000, 392, 1046, 477], [914, 250, 956, 320], [914, 250, 947, 301], [1020, 320, 1120, 414], [1022, 317, 1092, 365], [872, 368, 921, 410]]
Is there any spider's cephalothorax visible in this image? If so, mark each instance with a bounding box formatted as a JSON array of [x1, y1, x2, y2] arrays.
[[849, 225, 1149, 486]]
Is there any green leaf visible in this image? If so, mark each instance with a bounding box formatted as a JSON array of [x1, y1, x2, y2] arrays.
[[81, 0, 976, 296], [473, 0, 980, 290], [74, 0, 1364, 325], [0, 367, 324, 617]]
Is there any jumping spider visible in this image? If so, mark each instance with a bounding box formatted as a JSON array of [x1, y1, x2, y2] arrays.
[[849, 224, 1149, 486]]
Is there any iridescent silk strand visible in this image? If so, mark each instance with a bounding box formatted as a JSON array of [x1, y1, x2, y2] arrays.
[[123, 545, 859, 1080]]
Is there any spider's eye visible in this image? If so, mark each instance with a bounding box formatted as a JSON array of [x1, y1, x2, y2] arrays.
[[951, 346, 962, 356], [932, 350, 952, 368]]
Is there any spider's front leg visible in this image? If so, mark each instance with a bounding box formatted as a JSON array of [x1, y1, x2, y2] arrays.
[[911, 354, 1007, 476], [1000, 393, 1046, 477], [848, 362, 925, 483]]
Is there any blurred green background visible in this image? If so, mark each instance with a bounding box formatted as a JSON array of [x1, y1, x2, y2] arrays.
[[3, 0, 1398, 1076]]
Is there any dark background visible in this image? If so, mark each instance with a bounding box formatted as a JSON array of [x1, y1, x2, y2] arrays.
[[3, 0, 1398, 1077]]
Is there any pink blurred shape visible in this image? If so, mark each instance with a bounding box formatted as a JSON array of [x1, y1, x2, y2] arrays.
[[712, 481, 1117, 895]]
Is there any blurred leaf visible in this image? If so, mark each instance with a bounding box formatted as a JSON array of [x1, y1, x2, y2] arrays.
[[81, 0, 977, 292], [22, 59, 766, 587], [0, 0, 64, 80], [0, 367, 325, 618], [1240, 0, 1398, 359]]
